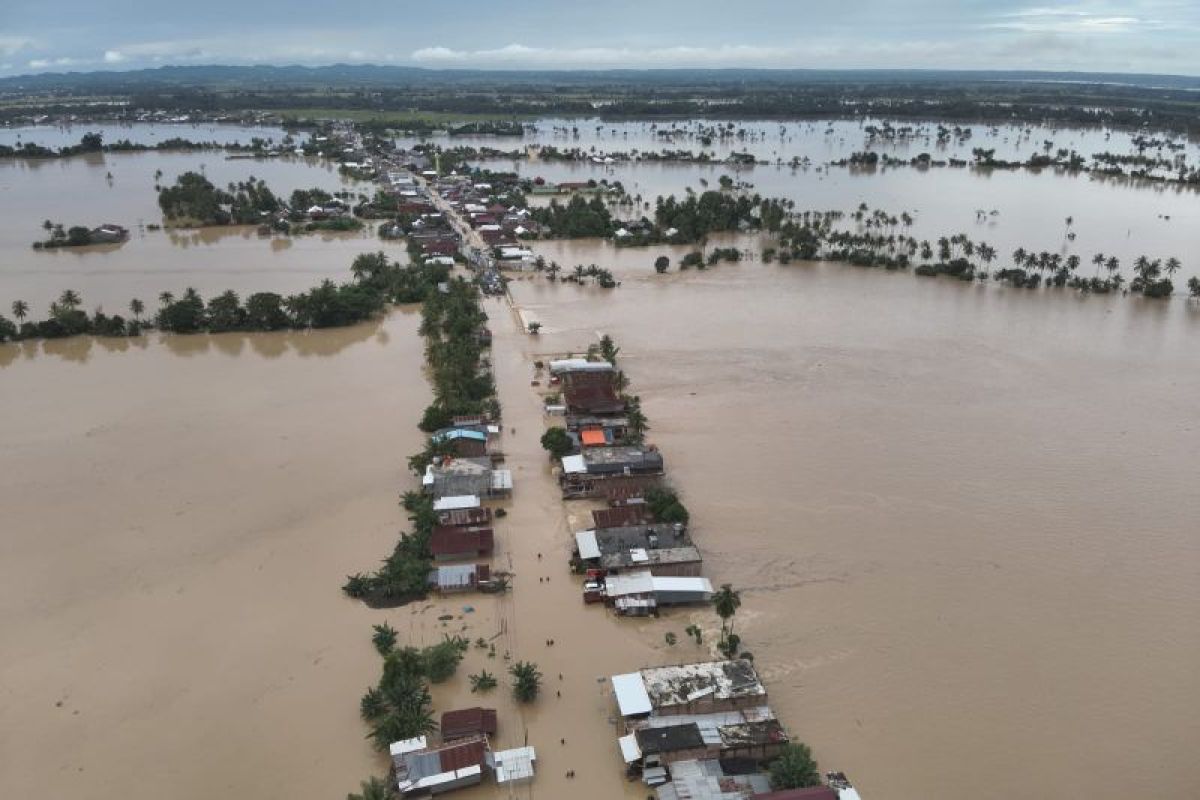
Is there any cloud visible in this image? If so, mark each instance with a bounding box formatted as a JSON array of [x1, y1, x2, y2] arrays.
[[28, 57, 84, 69], [0, 36, 35, 57], [985, 6, 1159, 34], [103, 50, 126, 64]]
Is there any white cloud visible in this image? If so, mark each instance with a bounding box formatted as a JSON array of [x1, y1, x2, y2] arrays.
[[28, 56, 84, 69], [103, 50, 127, 63], [414, 42, 839, 68], [0, 36, 35, 57]]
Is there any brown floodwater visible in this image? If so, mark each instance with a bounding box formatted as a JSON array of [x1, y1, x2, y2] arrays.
[[508, 248, 1200, 799], [3, 124, 1199, 800], [0, 312, 430, 799], [0, 150, 403, 314]]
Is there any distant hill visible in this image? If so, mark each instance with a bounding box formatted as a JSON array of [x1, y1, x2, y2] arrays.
[[3, 64, 1199, 92]]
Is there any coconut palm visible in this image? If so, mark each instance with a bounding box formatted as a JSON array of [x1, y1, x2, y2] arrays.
[[712, 583, 742, 640], [58, 290, 81, 310], [11, 300, 28, 323], [159, 291, 175, 307], [346, 776, 391, 800], [129, 298, 144, 320], [1164, 257, 1181, 279]]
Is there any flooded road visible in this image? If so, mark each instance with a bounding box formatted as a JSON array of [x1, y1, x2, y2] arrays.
[[510, 254, 1200, 799]]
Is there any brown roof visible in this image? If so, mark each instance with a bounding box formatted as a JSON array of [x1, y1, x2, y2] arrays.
[[437, 736, 488, 772], [440, 707, 499, 740], [564, 384, 624, 415], [430, 527, 494, 557], [593, 505, 652, 529], [752, 789, 838, 800]]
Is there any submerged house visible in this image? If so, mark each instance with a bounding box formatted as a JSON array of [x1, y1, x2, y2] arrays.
[[593, 504, 654, 529], [430, 526, 494, 561], [424, 457, 513, 499], [428, 563, 492, 593], [432, 494, 481, 513], [564, 383, 625, 416], [390, 734, 534, 795], [437, 506, 493, 529], [431, 427, 490, 458], [574, 523, 702, 577], [597, 570, 713, 613], [441, 707, 499, 741], [560, 447, 665, 499]]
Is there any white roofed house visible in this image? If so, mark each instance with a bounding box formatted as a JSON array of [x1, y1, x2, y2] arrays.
[[423, 457, 512, 499]]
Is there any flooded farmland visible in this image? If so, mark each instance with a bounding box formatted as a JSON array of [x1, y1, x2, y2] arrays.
[[2, 120, 1199, 800]]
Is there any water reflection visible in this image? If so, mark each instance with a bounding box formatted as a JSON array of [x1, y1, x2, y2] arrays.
[[0, 315, 393, 367]]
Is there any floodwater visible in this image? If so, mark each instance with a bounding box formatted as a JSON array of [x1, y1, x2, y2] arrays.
[[0, 149, 401, 313], [2, 121, 1199, 800], [509, 250, 1200, 800], [0, 312, 428, 799], [0, 122, 289, 149]]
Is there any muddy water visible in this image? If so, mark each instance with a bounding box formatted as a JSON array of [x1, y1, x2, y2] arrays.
[[0, 122, 289, 149], [396, 117, 1200, 166], [0, 311, 431, 800], [0, 150, 399, 313], [509, 253, 1200, 799]]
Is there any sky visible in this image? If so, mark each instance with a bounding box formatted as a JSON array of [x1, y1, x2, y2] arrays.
[[2, 0, 1199, 77]]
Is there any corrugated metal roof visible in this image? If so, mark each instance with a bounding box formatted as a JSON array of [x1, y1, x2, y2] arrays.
[[575, 529, 601, 560], [618, 733, 642, 763], [561, 454, 586, 474], [611, 672, 652, 716], [491, 746, 536, 783], [433, 495, 480, 511]]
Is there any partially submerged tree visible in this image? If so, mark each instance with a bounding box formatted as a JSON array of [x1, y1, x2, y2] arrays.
[[510, 661, 542, 703], [768, 742, 821, 790]]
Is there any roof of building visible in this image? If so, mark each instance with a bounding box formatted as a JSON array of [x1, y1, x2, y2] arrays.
[[635, 723, 705, 755], [437, 506, 492, 527], [489, 746, 537, 783], [751, 789, 839, 800], [564, 383, 625, 415], [639, 660, 766, 709], [429, 527, 494, 557], [549, 358, 615, 374], [391, 735, 488, 793], [612, 672, 653, 716], [428, 563, 490, 590], [593, 505, 653, 529], [432, 495, 480, 512], [440, 707, 498, 740], [604, 571, 712, 599], [601, 546, 703, 571], [580, 428, 608, 447]]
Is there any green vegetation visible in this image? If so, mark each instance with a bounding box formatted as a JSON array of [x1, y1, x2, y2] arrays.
[[343, 491, 437, 607], [664, 631, 678, 646], [345, 775, 392, 800], [654, 255, 670, 274], [685, 624, 703, 645], [31, 221, 127, 249], [371, 623, 398, 656], [644, 487, 689, 525], [529, 194, 614, 238], [509, 660, 543, 703], [713, 583, 742, 658], [469, 670, 498, 693], [540, 426, 574, 459], [158, 171, 282, 225], [358, 634, 467, 752], [416, 279, 498, 432], [769, 743, 821, 790]]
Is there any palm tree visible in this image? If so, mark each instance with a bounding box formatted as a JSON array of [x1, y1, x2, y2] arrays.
[[346, 776, 390, 800], [159, 291, 175, 307], [58, 289, 81, 310], [1092, 252, 1105, 276], [509, 661, 542, 703], [129, 298, 144, 320], [1164, 257, 1181, 279], [712, 583, 742, 641], [11, 300, 28, 323]]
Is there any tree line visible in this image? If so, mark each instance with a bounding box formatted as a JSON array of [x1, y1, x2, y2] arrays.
[[0, 252, 448, 343]]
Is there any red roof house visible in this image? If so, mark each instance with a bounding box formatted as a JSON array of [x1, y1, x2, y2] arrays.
[[440, 707, 499, 741]]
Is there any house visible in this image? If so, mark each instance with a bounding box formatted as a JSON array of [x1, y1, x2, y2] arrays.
[[432, 495, 481, 513], [424, 457, 512, 499], [89, 224, 128, 244], [752, 789, 840, 800], [428, 563, 491, 593], [600, 571, 713, 613], [564, 383, 625, 415], [593, 504, 653, 529], [441, 707, 499, 740], [561, 447, 664, 478], [436, 506, 493, 528], [430, 527, 494, 561], [574, 523, 702, 577], [614, 660, 768, 719], [431, 428, 489, 458], [653, 757, 774, 799], [634, 711, 788, 764], [391, 735, 488, 795], [567, 414, 631, 442]]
